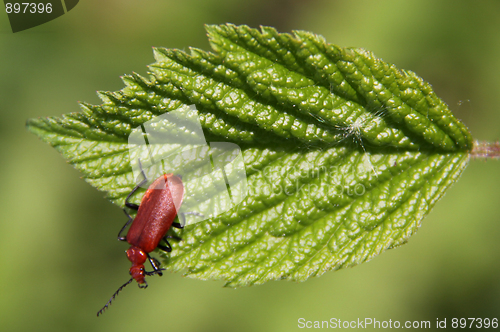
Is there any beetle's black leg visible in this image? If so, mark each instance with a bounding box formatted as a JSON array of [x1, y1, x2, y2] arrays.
[[164, 234, 181, 242], [145, 269, 165, 277], [173, 211, 204, 228], [172, 222, 183, 229], [125, 159, 148, 210], [118, 210, 134, 241], [146, 254, 163, 276], [173, 213, 187, 228], [157, 240, 172, 253], [126, 202, 140, 210], [120, 159, 148, 239]]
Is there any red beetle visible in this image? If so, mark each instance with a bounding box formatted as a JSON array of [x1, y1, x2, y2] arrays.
[[97, 162, 186, 316]]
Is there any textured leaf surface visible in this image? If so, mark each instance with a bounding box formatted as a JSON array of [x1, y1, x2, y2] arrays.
[[27, 24, 472, 287]]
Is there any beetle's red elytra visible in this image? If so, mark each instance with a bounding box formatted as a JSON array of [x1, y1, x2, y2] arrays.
[[125, 173, 184, 285], [97, 163, 185, 316]]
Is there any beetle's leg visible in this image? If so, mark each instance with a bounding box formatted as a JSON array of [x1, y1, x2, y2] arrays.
[[118, 210, 134, 241], [125, 159, 148, 210], [171, 213, 184, 229], [157, 240, 172, 253], [171, 222, 183, 229], [173, 211, 204, 228], [126, 202, 139, 210], [145, 269, 165, 277], [155, 235, 182, 253], [164, 234, 181, 242], [146, 254, 163, 276], [155, 233, 183, 253]]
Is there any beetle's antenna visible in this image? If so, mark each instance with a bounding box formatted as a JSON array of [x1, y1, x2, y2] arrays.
[[97, 278, 133, 317], [97, 269, 165, 317]]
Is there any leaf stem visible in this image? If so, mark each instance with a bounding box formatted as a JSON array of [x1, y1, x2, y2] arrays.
[[470, 140, 500, 159]]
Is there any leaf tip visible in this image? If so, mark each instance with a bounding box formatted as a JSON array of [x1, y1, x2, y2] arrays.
[[25, 117, 37, 132]]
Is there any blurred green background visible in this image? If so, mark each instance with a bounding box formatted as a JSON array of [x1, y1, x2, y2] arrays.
[[1, 0, 499, 331]]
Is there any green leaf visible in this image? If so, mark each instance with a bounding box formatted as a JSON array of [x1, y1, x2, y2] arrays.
[[27, 24, 473, 287]]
